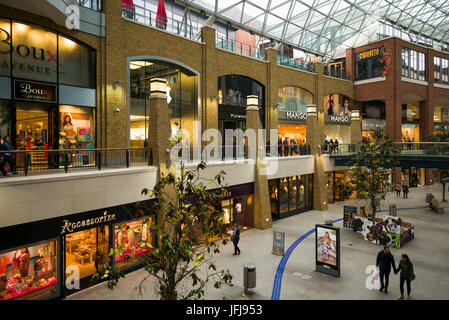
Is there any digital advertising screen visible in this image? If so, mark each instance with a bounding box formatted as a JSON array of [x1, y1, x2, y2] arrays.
[[315, 224, 340, 277]]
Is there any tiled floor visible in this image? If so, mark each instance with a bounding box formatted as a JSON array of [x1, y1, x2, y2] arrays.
[[66, 183, 449, 300]]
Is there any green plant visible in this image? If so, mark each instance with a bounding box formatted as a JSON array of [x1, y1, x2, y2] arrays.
[[339, 129, 398, 222], [93, 161, 233, 300]]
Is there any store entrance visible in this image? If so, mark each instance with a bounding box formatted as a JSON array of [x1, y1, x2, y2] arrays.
[[15, 104, 51, 150], [218, 119, 246, 158], [64, 226, 109, 295], [402, 167, 425, 187]]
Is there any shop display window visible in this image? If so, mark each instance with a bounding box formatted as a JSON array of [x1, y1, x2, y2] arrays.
[[434, 106, 449, 123], [401, 124, 419, 143], [65, 227, 109, 283], [15, 104, 49, 150], [114, 218, 153, 270], [355, 49, 385, 81], [0, 240, 58, 300], [402, 104, 419, 122], [220, 196, 248, 227], [324, 94, 350, 117], [59, 105, 95, 149]]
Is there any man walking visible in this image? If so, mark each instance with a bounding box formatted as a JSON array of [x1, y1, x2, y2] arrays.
[[232, 224, 241, 255], [376, 246, 397, 294]]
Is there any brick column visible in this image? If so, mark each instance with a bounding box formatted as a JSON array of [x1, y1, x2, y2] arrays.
[[306, 104, 328, 211], [350, 110, 362, 144], [246, 102, 272, 229], [265, 47, 280, 132], [201, 25, 218, 134], [419, 99, 435, 185]]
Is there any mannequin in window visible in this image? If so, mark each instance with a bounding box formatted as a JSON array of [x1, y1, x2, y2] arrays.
[[12, 248, 30, 278]]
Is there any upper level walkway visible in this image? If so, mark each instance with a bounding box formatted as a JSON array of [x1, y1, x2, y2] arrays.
[[330, 142, 449, 169]]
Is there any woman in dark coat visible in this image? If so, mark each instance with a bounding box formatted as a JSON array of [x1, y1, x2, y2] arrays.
[[395, 254, 414, 300]]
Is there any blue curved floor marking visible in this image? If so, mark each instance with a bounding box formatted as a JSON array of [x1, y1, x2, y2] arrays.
[[270, 217, 343, 300], [270, 204, 446, 300]]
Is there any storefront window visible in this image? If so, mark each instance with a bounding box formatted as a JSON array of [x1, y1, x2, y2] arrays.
[[270, 175, 313, 219], [65, 226, 109, 286], [0, 19, 11, 77], [324, 124, 351, 145], [279, 178, 289, 214], [58, 35, 95, 88], [11, 22, 57, 83], [15, 103, 49, 149], [402, 104, 419, 122], [59, 105, 95, 149], [218, 75, 265, 137], [355, 47, 385, 80], [434, 106, 449, 123], [278, 87, 312, 113], [0, 240, 58, 300], [129, 60, 198, 148], [325, 94, 350, 117], [362, 100, 386, 120], [114, 217, 153, 271], [401, 124, 419, 143]]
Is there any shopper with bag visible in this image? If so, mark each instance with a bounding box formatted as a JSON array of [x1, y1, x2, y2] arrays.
[[395, 183, 401, 197], [376, 246, 397, 294], [395, 254, 415, 300]]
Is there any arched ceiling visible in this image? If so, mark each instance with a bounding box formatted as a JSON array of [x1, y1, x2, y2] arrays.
[[179, 0, 449, 57]]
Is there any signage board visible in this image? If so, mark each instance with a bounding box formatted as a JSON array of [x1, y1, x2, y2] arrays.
[[324, 114, 351, 125], [14, 80, 57, 103], [278, 110, 307, 123], [315, 224, 340, 277], [272, 230, 285, 256]]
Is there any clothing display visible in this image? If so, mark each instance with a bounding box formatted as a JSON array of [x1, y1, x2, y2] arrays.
[[0, 242, 57, 300]]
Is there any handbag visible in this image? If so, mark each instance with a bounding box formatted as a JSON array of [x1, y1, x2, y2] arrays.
[[411, 273, 416, 281]]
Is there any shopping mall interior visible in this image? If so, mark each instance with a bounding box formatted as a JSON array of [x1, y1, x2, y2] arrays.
[[0, 0, 449, 306]]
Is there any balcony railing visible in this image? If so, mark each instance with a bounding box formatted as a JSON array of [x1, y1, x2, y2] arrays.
[[277, 55, 315, 73], [121, 4, 201, 41], [0, 148, 152, 177], [216, 36, 266, 61], [327, 142, 449, 156], [77, 0, 102, 12], [170, 144, 311, 163], [323, 68, 351, 80]]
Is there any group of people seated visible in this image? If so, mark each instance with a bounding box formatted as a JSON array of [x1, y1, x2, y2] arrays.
[[323, 137, 341, 154]]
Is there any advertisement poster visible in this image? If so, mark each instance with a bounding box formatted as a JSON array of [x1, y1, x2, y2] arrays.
[[272, 231, 285, 256], [343, 205, 357, 229], [78, 128, 92, 142], [315, 224, 340, 277]]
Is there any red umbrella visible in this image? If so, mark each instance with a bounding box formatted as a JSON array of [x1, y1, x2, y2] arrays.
[[156, 0, 168, 29], [122, 0, 134, 11]]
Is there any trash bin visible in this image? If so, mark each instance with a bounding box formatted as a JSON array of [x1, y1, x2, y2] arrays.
[[243, 264, 256, 295], [389, 204, 397, 216]]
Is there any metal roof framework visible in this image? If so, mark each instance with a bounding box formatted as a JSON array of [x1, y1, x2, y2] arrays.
[[177, 0, 449, 58]]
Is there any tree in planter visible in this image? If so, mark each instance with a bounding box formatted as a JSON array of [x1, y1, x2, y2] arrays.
[[339, 128, 398, 222], [93, 161, 233, 300]]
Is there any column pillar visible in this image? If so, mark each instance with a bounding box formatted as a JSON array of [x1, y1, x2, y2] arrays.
[[306, 104, 328, 211], [350, 109, 362, 144], [419, 99, 435, 185], [148, 79, 177, 242], [246, 96, 272, 229]]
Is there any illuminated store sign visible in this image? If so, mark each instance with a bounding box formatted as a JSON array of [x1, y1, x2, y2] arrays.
[[60, 211, 116, 234], [278, 110, 307, 122], [358, 48, 381, 60], [14, 80, 56, 103], [325, 115, 350, 125]]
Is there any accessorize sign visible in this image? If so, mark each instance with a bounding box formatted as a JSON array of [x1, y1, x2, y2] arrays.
[[60, 211, 116, 234], [14, 80, 57, 103]]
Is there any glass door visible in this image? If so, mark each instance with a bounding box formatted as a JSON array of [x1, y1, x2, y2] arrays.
[[64, 226, 109, 294]]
